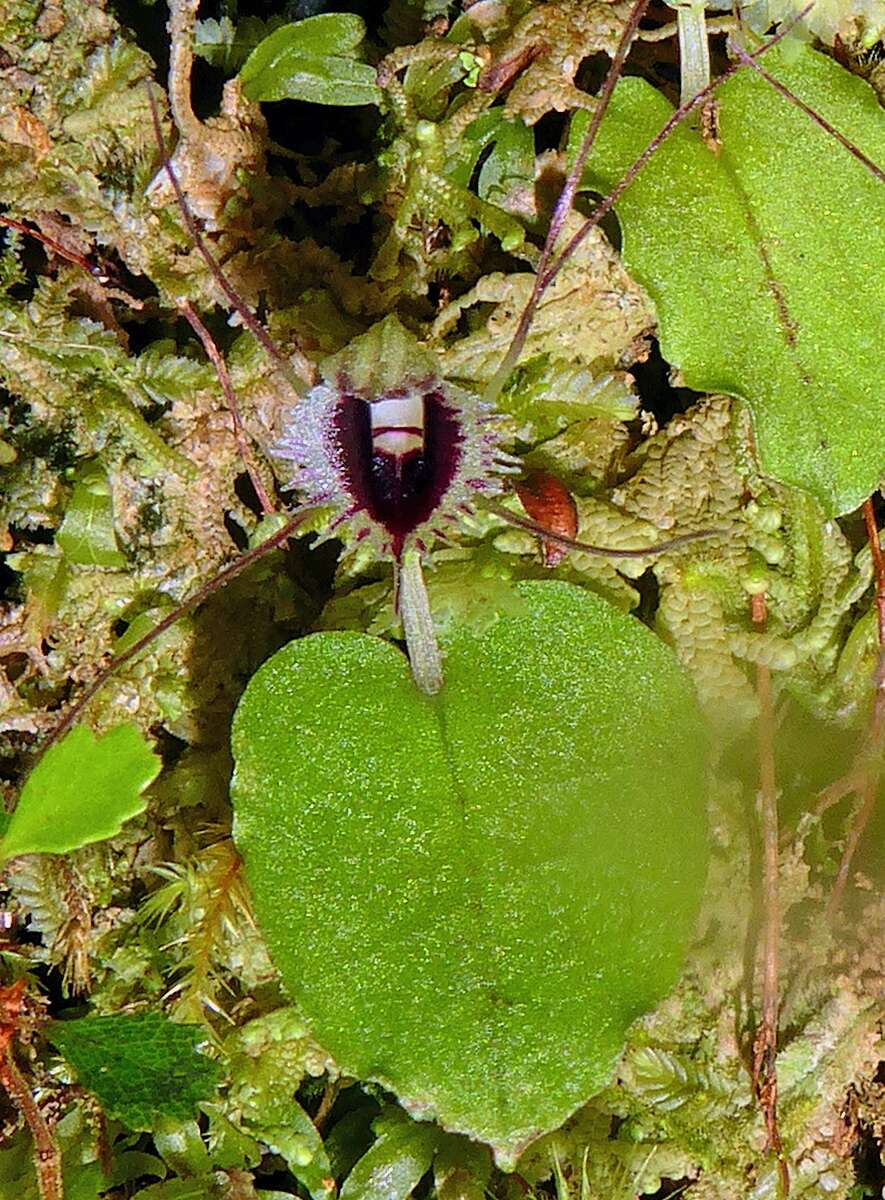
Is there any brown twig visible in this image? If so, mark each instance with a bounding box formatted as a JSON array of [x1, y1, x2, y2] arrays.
[[33, 507, 316, 761], [0, 982, 61, 1200], [749, 591, 790, 1196], [726, 42, 885, 185], [312, 1077, 340, 1133], [144, 83, 315, 389], [176, 298, 276, 516], [826, 497, 885, 916]]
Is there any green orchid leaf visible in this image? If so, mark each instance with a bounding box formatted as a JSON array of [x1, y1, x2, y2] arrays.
[[231, 581, 708, 1166], [240, 15, 381, 106], [57, 466, 126, 568], [575, 43, 885, 517], [48, 1013, 223, 1130], [0, 725, 161, 862]]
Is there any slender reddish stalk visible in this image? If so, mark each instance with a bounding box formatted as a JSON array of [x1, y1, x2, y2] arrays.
[[145, 83, 315, 389], [176, 298, 276, 516], [863, 497, 885, 648], [483, 0, 651, 402], [0, 214, 108, 282], [0, 983, 61, 1200], [522, 5, 815, 324], [727, 42, 885, 184], [485, 500, 723, 558], [38, 508, 314, 759], [826, 497, 885, 915], [0, 1047, 62, 1200], [749, 592, 790, 1197]]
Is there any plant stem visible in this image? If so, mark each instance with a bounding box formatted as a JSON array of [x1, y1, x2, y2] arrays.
[[827, 498, 885, 915], [676, 1, 711, 107], [749, 591, 790, 1197], [397, 550, 444, 695], [0, 1045, 62, 1200]]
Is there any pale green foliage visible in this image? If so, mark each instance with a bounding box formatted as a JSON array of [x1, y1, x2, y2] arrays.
[[0, 0, 881, 1196], [137, 840, 270, 1024], [740, 0, 885, 46], [0, 725, 159, 861], [232, 582, 708, 1164], [240, 14, 380, 106], [579, 45, 885, 517]]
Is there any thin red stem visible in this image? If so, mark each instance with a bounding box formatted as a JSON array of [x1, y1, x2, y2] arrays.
[[534, 5, 816, 306], [827, 497, 885, 915], [36, 509, 313, 759], [144, 83, 315, 389], [483, 0, 651, 401], [750, 591, 790, 1197], [0, 214, 107, 282], [487, 499, 723, 558], [863, 496, 885, 648], [0, 1045, 61, 1200], [727, 42, 885, 185], [176, 298, 276, 516]]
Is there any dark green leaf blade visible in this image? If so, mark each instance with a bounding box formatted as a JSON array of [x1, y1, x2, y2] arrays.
[[231, 582, 708, 1166], [577, 44, 885, 517], [0, 725, 161, 861], [48, 1013, 222, 1130]]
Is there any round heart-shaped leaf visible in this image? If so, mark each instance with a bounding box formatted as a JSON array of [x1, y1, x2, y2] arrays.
[[231, 581, 707, 1166]]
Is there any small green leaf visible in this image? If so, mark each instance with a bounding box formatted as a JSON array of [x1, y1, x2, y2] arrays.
[[341, 1108, 439, 1200], [575, 44, 885, 517], [267, 1100, 333, 1200], [126, 1181, 214, 1200], [478, 117, 535, 208], [0, 725, 161, 862], [232, 581, 708, 1165], [57, 466, 126, 568], [240, 15, 381, 106], [257, 12, 368, 57], [154, 1119, 213, 1177], [48, 1013, 223, 1130]]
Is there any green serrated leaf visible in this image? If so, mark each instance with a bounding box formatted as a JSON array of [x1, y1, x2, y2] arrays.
[[56, 466, 126, 568], [240, 15, 381, 106], [48, 1013, 223, 1130], [576, 44, 885, 517], [231, 581, 708, 1166], [0, 725, 161, 862]]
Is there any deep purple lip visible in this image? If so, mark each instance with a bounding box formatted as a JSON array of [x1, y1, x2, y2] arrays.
[[332, 391, 464, 560]]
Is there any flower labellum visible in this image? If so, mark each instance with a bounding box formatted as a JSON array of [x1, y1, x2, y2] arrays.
[[273, 316, 517, 692]]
